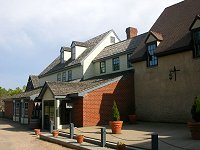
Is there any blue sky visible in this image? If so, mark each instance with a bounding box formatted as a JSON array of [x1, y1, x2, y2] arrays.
[[0, 0, 183, 89]]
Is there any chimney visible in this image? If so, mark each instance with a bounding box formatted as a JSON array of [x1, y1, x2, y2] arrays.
[[126, 27, 138, 39]]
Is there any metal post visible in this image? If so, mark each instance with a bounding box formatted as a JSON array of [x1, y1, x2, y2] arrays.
[[101, 127, 106, 147], [152, 133, 158, 150], [70, 123, 74, 139], [50, 120, 54, 133]]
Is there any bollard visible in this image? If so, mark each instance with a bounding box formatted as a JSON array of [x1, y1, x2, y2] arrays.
[[50, 120, 54, 133], [70, 123, 74, 139], [151, 133, 158, 150], [101, 127, 106, 147]]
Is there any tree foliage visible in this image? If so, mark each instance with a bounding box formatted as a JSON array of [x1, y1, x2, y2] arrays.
[[112, 100, 120, 121], [0, 86, 26, 97]]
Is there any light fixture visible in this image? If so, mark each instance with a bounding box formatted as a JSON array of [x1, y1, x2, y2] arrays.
[[169, 66, 180, 81]]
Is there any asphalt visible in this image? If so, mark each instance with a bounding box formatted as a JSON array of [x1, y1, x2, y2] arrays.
[[56, 122, 200, 150]]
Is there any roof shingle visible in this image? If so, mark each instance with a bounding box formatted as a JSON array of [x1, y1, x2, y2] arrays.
[[39, 30, 112, 77], [132, 0, 200, 62]]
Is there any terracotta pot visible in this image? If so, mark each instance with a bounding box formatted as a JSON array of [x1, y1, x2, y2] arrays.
[[52, 130, 59, 138], [34, 129, 41, 135], [76, 135, 84, 143], [128, 114, 137, 124], [188, 121, 200, 140], [111, 121, 123, 134], [117, 144, 126, 150]]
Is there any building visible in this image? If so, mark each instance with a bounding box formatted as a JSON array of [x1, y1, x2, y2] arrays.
[[37, 28, 146, 129], [131, 0, 200, 123], [4, 75, 41, 125]]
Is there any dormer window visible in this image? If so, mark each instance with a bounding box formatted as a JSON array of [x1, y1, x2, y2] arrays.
[[147, 42, 158, 67], [110, 36, 115, 43], [193, 29, 200, 57], [145, 31, 163, 67]]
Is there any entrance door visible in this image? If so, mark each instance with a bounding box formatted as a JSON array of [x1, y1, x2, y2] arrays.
[[60, 101, 71, 125], [44, 101, 54, 130]]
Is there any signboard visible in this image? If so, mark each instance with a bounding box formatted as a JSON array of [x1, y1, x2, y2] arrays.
[[66, 103, 73, 108]]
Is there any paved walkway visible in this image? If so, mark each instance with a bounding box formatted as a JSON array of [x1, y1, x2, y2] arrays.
[[62, 122, 200, 150], [0, 118, 73, 150]]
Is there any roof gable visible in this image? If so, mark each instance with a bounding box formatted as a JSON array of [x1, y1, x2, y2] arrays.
[[189, 15, 200, 30], [25, 75, 40, 92], [145, 31, 163, 43]]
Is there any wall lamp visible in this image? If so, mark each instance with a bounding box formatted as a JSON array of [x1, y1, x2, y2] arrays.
[[169, 66, 180, 81]]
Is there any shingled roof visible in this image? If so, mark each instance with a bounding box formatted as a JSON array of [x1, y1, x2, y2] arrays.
[[132, 0, 200, 62], [38, 70, 133, 97], [93, 32, 147, 62], [11, 88, 42, 99], [39, 30, 112, 77]]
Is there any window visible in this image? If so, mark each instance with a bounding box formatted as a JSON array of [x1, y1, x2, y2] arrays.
[[57, 73, 61, 81], [62, 72, 66, 82], [127, 54, 133, 68], [24, 102, 28, 117], [100, 61, 106, 73], [147, 43, 158, 67], [16, 102, 20, 115], [68, 70, 72, 81], [112, 57, 120, 71], [193, 30, 200, 58], [110, 36, 115, 43], [72, 48, 76, 60]]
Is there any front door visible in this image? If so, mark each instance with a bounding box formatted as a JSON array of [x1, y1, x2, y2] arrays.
[[44, 101, 54, 130]]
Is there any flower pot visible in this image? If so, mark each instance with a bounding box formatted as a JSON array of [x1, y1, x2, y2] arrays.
[[128, 114, 136, 124], [34, 129, 41, 135], [76, 135, 84, 143], [188, 121, 200, 140], [111, 121, 123, 134], [117, 144, 126, 150], [52, 130, 59, 138]]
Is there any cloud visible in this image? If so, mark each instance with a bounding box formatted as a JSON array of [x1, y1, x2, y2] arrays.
[[0, 0, 183, 89]]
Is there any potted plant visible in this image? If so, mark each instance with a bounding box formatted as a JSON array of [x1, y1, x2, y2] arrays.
[[76, 135, 84, 143], [110, 100, 123, 134], [117, 141, 126, 150], [188, 96, 200, 140], [34, 128, 41, 136], [52, 130, 59, 138]]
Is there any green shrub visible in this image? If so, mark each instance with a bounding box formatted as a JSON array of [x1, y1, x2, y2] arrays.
[[191, 97, 200, 122], [112, 100, 120, 121]]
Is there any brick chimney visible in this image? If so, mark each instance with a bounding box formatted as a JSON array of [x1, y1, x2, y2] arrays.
[[126, 27, 138, 39]]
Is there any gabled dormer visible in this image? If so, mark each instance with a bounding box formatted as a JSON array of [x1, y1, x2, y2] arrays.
[[145, 31, 163, 67], [60, 47, 71, 64], [189, 15, 200, 58], [70, 41, 87, 60]]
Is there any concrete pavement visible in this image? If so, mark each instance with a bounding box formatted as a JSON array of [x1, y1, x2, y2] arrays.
[[61, 122, 200, 150]]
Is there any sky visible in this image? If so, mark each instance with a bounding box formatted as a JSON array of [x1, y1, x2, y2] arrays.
[[0, 0, 183, 89]]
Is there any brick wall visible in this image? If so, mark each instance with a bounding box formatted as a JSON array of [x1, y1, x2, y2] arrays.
[[82, 73, 134, 126], [71, 97, 83, 127], [4, 101, 13, 119]]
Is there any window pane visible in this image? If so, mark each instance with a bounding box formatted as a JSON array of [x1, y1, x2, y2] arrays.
[[57, 73, 61, 81], [68, 70, 72, 81], [147, 43, 157, 67], [100, 61, 106, 73], [113, 57, 120, 71]]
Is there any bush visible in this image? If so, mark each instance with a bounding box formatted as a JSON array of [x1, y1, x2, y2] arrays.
[[191, 97, 200, 122], [112, 100, 120, 121]]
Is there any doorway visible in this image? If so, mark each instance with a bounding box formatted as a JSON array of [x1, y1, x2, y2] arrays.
[[60, 101, 71, 125], [43, 101, 54, 130]]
